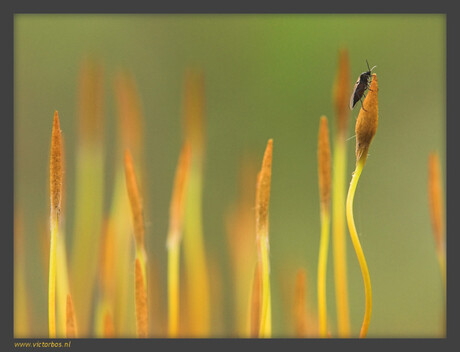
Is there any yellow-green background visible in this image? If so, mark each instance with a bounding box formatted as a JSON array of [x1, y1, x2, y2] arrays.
[[14, 14, 445, 337]]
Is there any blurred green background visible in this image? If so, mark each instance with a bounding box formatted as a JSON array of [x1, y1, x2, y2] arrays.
[[14, 14, 445, 337]]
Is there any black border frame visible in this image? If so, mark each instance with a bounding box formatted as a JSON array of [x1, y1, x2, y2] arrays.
[[3, 3, 457, 351]]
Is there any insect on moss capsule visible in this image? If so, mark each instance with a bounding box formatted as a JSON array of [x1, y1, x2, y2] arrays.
[[350, 60, 377, 110]]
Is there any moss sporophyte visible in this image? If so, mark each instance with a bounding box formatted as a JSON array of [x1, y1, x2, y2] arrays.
[[346, 73, 378, 338], [49, 111, 63, 338], [317, 116, 331, 338]]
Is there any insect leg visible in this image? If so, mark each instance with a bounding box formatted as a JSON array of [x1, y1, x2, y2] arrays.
[[359, 98, 368, 112], [367, 79, 374, 92]]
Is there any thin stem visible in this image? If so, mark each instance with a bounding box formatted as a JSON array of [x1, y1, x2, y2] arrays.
[[317, 210, 330, 337], [346, 155, 372, 338], [183, 158, 210, 336], [134, 258, 148, 338], [332, 136, 351, 337], [48, 218, 58, 338], [168, 241, 180, 337], [258, 239, 271, 338]]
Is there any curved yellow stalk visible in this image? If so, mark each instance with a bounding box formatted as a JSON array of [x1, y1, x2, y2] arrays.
[[346, 155, 372, 338], [346, 73, 378, 338]]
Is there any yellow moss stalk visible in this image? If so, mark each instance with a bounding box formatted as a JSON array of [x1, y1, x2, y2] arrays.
[[182, 69, 210, 336], [135, 258, 148, 338], [95, 219, 116, 337], [255, 139, 273, 338], [332, 47, 351, 337], [124, 150, 148, 273], [317, 116, 331, 338], [248, 262, 262, 338], [103, 311, 115, 338], [167, 142, 192, 337], [428, 152, 445, 290], [112, 69, 146, 336], [49, 110, 63, 338], [71, 59, 105, 335], [147, 258, 165, 336], [56, 229, 71, 337], [226, 158, 257, 337], [124, 149, 149, 337], [294, 269, 308, 337], [37, 219, 52, 285], [53, 134, 71, 338], [66, 294, 78, 338], [208, 256, 225, 335], [346, 73, 378, 338]]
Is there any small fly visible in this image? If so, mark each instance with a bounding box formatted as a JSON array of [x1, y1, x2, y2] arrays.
[[350, 60, 377, 110]]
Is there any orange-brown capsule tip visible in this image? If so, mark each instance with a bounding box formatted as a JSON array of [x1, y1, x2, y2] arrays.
[[124, 149, 145, 249], [50, 110, 63, 220], [255, 139, 273, 241], [355, 73, 378, 161]]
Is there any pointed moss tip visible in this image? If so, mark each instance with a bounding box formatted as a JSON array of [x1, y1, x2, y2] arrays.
[[263, 139, 273, 166]]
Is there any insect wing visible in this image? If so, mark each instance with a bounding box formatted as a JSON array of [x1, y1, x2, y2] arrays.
[[349, 77, 361, 110]]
